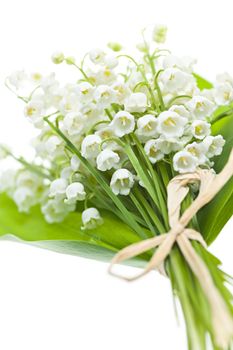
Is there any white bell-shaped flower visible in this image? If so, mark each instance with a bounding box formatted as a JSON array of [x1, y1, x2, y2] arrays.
[[110, 111, 135, 137], [191, 120, 211, 140], [163, 55, 196, 73], [42, 198, 75, 224], [94, 85, 116, 108], [24, 99, 44, 125], [65, 182, 86, 204], [136, 114, 158, 141], [96, 149, 120, 171], [13, 187, 34, 213], [49, 178, 68, 199], [144, 139, 164, 163], [70, 155, 81, 172], [214, 83, 233, 106], [173, 150, 198, 173], [63, 112, 86, 136], [124, 92, 147, 113], [156, 136, 184, 154], [185, 142, 207, 165], [157, 111, 187, 138], [186, 96, 215, 119], [81, 135, 102, 160], [110, 169, 134, 195], [169, 105, 192, 120], [203, 135, 225, 158], [216, 72, 233, 86], [89, 48, 106, 65], [81, 207, 103, 230], [77, 82, 94, 103], [159, 68, 195, 94]]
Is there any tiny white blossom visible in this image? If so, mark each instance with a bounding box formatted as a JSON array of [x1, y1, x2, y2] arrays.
[[156, 136, 184, 154], [186, 96, 215, 119], [89, 49, 105, 64], [110, 111, 135, 137], [173, 150, 198, 173], [124, 92, 147, 113], [24, 99, 44, 124], [13, 187, 34, 213], [169, 105, 192, 120], [152, 24, 167, 43], [70, 155, 81, 171], [157, 111, 187, 138], [96, 149, 120, 171], [163, 55, 197, 73], [94, 85, 116, 108], [65, 182, 86, 204], [203, 135, 225, 158], [44, 135, 63, 157], [0, 169, 16, 193], [216, 72, 233, 86], [63, 112, 86, 136], [42, 198, 75, 223], [144, 139, 164, 163], [136, 114, 158, 141], [110, 169, 134, 195], [81, 207, 103, 230], [60, 167, 73, 180], [77, 82, 94, 103], [191, 120, 211, 140], [214, 83, 233, 105], [49, 178, 68, 198], [81, 135, 102, 159], [185, 142, 207, 164], [112, 82, 130, 104], [159, 68, 195, 94], [7, 70, 27, 90]]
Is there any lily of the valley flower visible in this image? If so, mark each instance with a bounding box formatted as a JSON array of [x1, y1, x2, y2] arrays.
[[214, 83, 233, 106], [65, 182, 86, 204], [81, 207, 103, 230], [81, 135, 102, 160], [110, 111, 135, 137], [96, 149, 120, 171], [186, 96, 215, 119], [136, 114, 158, 141], [157, 111, 187, 138], [144, 139, 164, 163], [203, 135, 225, 158], [110, 169, 134, 195], [191, 120, 211, 140], [124, 92, 147, 113], [173, 150, 198, 173], [49, 178, 67, 199]]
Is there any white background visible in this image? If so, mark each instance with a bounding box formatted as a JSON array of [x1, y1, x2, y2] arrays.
[[0, 0, 232, 349]]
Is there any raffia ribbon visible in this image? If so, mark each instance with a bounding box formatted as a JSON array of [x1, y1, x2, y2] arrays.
[[108, 149, 233, 348]]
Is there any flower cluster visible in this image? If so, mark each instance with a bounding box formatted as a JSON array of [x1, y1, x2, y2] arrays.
[[1, 25, 230, 229]]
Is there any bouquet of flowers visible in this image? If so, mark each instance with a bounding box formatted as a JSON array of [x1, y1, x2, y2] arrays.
[[1, 25, 233, 350]]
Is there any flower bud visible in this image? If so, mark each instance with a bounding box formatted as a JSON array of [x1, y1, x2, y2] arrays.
[[51, 51, 64, 64]]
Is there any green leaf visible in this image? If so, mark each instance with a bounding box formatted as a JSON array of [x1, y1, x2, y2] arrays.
[[0, 193, 148, 267], [198, 113, 233, 244], [193, 73, 213, 90]]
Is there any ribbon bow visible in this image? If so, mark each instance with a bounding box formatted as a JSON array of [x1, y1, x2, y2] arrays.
[[108, 149, 233, 348]]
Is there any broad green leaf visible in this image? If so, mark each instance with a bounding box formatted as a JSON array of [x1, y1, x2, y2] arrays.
[[0, 193, 149, 267], [193, 73, 213, 90], [198, 114, 233, 244]]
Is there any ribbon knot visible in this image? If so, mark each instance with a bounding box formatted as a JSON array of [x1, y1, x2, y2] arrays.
[[108, 149, 233, 348]]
